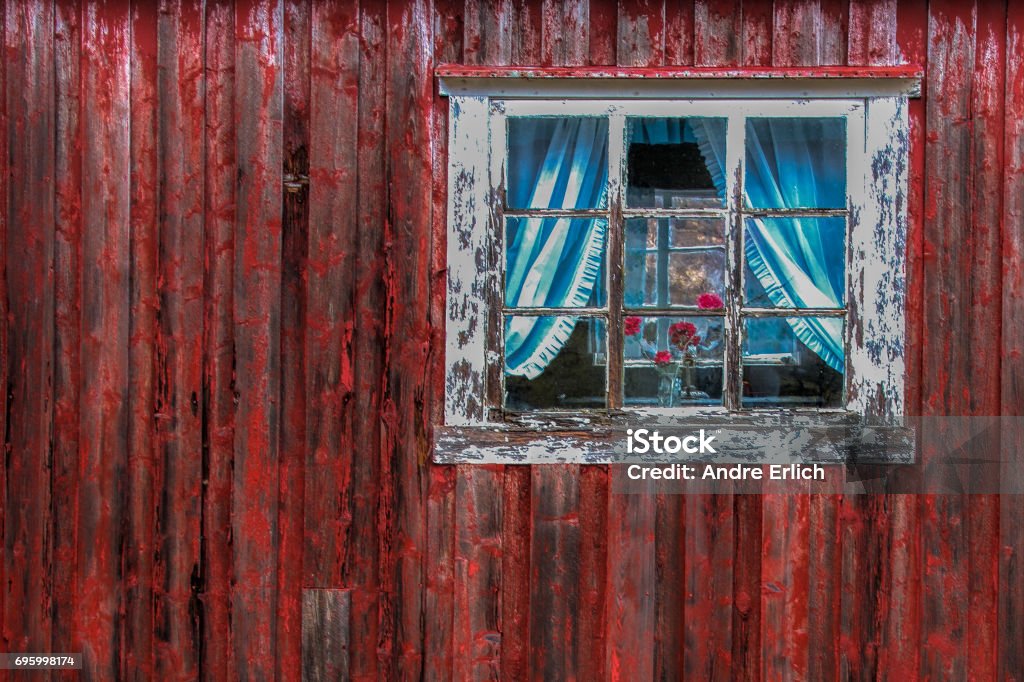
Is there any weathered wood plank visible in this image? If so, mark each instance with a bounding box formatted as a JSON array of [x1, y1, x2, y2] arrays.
[[664, 0, 693, 66], [741, 0, 772, 66], [773, 0, 821, 66], [0, 0, 6, 653], [126, 1, 158, 678], [606, 484, 656, 679], [694, 0, 740, 66], [1001, 3, 1024, 679], [652, 491, 684, 680], [278, 2, 311, 679], [201, 2, 237, 678], [348, 2, 387, 677], [849, 0, 898, 66], [682, 492, 734, 680], [301, 589, 351, 681], [500, 466, 531, 681], [424, 0, 463, 678], [529, 465, 581, 679], [77, 2, 132, 675], [964, 3, 1005, 680], [154, 2, 206, 677], [52, 0, 82, 661], [382, 0, 434, 675], [818, 0, 848, 65], [761, 492, 810, 679], [919, 1, 976, 678], [4, 0, 55, 659], [805, 493, 840, 679], [233, 1, 284, 677], [304, 0, 358, 595], [575, 464, 609, 681], [618, 0, 664, 67], [454, 465, 503, 681]]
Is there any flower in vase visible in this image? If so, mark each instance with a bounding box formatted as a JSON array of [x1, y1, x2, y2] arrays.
[[624, 316, 642, 336], [653, 350, 673, 366], [669, 321, 698, 349], [696, 292, 724, 310]]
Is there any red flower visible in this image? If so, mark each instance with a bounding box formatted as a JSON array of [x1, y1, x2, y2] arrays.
[[697, 292, 724, 310], [690, 335, 701, 346], [654, 350, 673, 366], [669, 321, 698, 348], [624, 316, 642, 336]]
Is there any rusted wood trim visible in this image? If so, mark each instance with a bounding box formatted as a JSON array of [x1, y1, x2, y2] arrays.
[[433, 421, 913, 465], [436, 64, 924, 79], [606, 113, 626, 409], [439, 73, 922, 99], [301, 589, 351, 682]]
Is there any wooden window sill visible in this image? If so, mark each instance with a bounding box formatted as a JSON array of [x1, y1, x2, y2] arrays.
[[433, 410, 914, 464]]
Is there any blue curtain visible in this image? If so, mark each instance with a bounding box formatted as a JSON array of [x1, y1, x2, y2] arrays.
[[504, 118, 608, 379], [694, 118, 846, 372]]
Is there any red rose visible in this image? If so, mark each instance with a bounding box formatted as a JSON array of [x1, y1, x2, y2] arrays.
[[624, 316, 642, 336], [654, 350, 673, 366], [669, 321, 698, 348], [697, 292, 724, 310]]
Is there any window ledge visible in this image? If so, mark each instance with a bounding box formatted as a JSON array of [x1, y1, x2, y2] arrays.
[[437, 65, 923, 99], [434, 410, 914, 465]]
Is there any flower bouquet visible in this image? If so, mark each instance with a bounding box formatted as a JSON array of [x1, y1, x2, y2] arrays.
[[624, 292, 723, 407]]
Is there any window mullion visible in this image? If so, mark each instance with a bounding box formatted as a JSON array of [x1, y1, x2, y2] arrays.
[[724, 113, 746, 411], [606, 113, 626, 410]]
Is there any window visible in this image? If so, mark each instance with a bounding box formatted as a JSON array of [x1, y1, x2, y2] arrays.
[[438, 69, 917, 462]]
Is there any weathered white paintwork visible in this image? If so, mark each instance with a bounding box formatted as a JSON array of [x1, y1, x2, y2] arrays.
[[441, 78, 914, 462]]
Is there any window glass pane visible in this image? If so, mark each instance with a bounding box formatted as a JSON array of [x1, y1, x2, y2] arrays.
[[504, 316, 606, 410], [625, 218, 725, 308], [505, 217, 607, 308], [507, 117, 609, 210], [623, 315, 724, 406], [743, 217, 845, 309], [741, 316, 844, 407], [744, 117, 846, 210], [626, 117, 727, 208]]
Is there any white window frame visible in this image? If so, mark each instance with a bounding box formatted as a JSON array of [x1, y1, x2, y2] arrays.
[[437, 72, 916, 463]]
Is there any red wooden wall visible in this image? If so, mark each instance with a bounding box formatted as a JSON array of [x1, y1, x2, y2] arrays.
[[1, 0, 1022, 679]]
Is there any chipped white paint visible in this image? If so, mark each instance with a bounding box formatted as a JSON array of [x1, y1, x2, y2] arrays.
[[848, 96, 908, 419], [444, 95, 490, 425], [441, 84, 910, 462]]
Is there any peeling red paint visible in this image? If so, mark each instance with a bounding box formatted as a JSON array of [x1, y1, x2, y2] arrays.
[[0, 0, 1021, 679]]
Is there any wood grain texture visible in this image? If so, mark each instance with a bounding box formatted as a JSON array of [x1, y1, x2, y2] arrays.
[[233, 1, 284, 677], [155, 2, 207, 677], [278, 2, 311, 679], [201, 2, 237, 678], [382, 0, 434, 676], [301, 589, 351, 681], [77, 2, 132, 676], [348, 2, 387, 677], [52, 0, 82, 663], [1001, 3, 1024, 680], [0, 2, 1020, 680], [4, 0, 55, 659], [127, 1, 158, 677]]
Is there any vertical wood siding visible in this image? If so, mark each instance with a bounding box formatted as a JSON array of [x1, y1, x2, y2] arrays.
[[1, 1, 1021, 679]]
